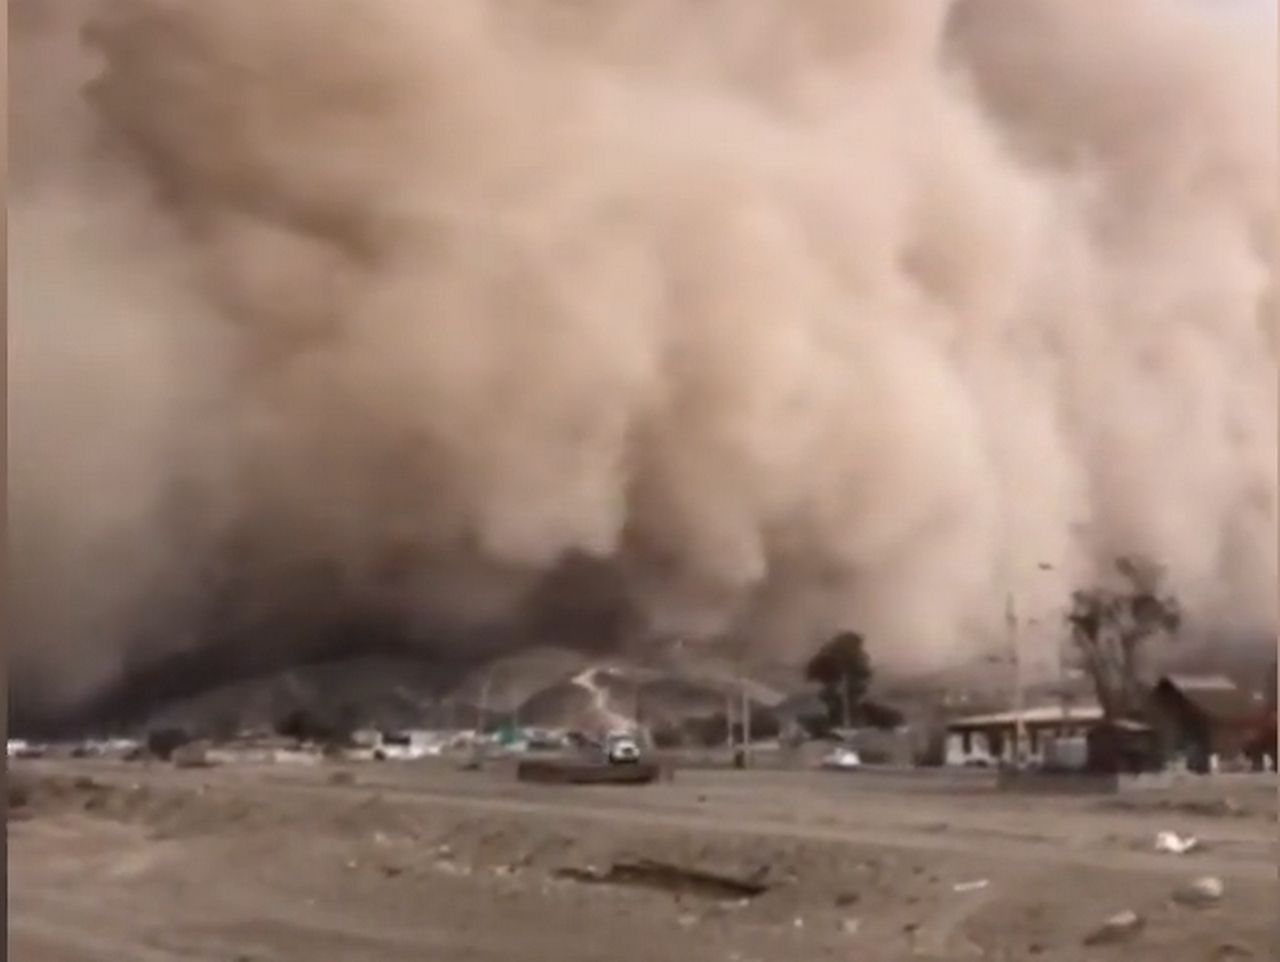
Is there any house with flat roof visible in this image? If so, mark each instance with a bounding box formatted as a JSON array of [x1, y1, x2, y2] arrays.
[[944, 703, 1107, 767]]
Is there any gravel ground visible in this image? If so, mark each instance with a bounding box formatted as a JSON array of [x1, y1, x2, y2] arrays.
[[8, 759, 1277, 962]]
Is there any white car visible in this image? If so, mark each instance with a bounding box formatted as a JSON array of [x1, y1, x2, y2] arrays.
[[821, 746, 862, 770], [374, 742, 443, 762], [605, 735, 642, 765], [7, 739, 44, 759]]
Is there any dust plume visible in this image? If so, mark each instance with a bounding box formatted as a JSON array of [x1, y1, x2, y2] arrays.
[[9, 0, 1277, 720]]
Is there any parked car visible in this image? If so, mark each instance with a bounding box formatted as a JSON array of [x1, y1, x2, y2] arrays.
[[604, 733, 642, 765], [820, 746, 862, 770], [7, 739, 45, 760]]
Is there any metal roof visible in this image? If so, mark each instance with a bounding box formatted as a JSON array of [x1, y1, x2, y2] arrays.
[[1163, 673, 1237, 692], [1156, 675, 1259, 724], [947, 704, 1104, 728]]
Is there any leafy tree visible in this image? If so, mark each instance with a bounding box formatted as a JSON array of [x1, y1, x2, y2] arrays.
[[1066, 556, 1181, 721], [860, 699, 905, 731], [274, 707, 350, 745], [805, 631, 873, 730]]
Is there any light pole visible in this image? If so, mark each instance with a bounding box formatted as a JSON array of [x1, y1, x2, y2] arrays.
[[1006, 591, 1025, 766], [737, 644, 752, 767], [1006, 561, 1057, 767]]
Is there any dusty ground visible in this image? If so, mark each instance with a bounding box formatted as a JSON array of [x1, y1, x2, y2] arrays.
[[8, 758, 1277, 962]]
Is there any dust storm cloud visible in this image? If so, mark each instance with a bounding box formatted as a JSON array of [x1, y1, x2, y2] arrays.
[[8, 0, 1277, 717]]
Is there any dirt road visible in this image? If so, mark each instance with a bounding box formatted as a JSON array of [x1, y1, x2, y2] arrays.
[[9, 760, 1277, 961]]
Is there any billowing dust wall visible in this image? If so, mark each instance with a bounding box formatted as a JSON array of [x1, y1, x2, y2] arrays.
[[9, 0, 1277, 715]]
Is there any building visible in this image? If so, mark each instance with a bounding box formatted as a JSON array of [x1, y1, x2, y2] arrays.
[[1250, 660, 1278, 767], [945, 673, 1268, 773], [945, 703, 1106, 767], [772, 689, 829, 743], [1244, 711, 1276, 769], [1083, 720, 1162, 774], [1147, 674, 1264, 772]]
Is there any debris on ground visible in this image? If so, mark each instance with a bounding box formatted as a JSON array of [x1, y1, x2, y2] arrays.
[[953, 878, 990, 892], [434, 860, 472, 877], [517, 759, 662, 785], [1102, 797, 1248, 818], [1172, 875, 1225, 907], [1212, 942, 1255, 959], [553, 860, 770, 900], [1154, 830, 1199, 854], [1083, 909, 1146, 946], [840, 917, 861, 935]]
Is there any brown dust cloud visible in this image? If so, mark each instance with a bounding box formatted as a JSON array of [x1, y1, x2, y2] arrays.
[[9, 0, 1277, 721]]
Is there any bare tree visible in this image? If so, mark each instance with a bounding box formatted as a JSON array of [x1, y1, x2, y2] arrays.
[[1066, 556, 1181, 720]]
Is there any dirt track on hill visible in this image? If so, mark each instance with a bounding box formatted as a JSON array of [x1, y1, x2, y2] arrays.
[[8, 760, 1278, 962]]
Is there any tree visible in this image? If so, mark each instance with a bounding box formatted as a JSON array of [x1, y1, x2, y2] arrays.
[[1066, 556, 1181, 721], [805, 631, 873, 730], [146, 727, 192, 760], [859, 699, 905, 731], [274, 707, 350, 746]]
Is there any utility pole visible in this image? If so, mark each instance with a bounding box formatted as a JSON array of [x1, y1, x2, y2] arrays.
[[469, 673, 493, 766], [840, 669, 852, 732], [725, 687, 736, 753], [479, 673, 491, 734], [1006, 591, 1025, 767]]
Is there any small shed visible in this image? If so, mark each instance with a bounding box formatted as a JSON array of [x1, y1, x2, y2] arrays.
[[1147, 674, 1259, 772]]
